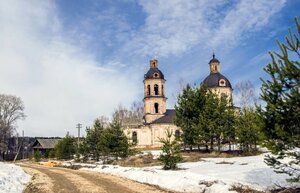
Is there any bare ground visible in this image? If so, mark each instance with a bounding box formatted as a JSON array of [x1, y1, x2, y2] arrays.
[[19, 163, 171, 193]]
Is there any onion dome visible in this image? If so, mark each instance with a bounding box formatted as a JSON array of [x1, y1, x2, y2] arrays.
[[203, 72, 232, 89]]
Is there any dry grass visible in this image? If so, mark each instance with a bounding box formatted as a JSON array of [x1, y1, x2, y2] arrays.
[[114, 153, 161, 167], [230, 185, 265, 193], [270, 187, 300, 193]]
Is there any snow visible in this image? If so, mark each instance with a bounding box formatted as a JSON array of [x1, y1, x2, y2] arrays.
[[0, 162, 31, 193], [80, 154, 296, 193]]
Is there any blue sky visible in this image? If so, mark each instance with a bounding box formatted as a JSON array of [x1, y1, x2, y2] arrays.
[[0, 0, 299, 136]]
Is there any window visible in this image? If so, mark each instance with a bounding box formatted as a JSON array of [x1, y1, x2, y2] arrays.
[[162, 85, 164, 96], [219, 79, 226, 86], [154, 84, 159, 95], [153, 73, 159, 78], [132, 131, 137, 144], [215, 65, 217, 71], [147, 85, 151, 95], [154, 103, 159, 113]]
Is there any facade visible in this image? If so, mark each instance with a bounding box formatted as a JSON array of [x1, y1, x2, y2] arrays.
[[125, 55, 233, 148]]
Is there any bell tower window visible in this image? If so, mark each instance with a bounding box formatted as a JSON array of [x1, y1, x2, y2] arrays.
[[154, 84, 159, 95], [147, 85, 151, 95], [154, 103, 159, 113], [162, 85, 164, 96]]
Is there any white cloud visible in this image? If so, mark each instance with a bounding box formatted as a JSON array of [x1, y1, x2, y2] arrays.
[[0, 0, 138, 136], [209, 0, 287, 49], [118, 0, 286, 59]]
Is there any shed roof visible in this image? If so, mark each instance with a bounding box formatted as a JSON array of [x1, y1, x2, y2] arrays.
[[32, 138, 61, 149]]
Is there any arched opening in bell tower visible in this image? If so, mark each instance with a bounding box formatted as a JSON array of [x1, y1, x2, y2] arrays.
[[154, 84, 159, 95], [147, 85, 151, 95], [154, 103, 159, 113]]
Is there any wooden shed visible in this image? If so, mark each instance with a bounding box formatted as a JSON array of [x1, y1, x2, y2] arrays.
[[32, 138, 61, 155]]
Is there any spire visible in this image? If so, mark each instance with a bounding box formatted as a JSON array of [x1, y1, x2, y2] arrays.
[[212, 52, 215, 59]]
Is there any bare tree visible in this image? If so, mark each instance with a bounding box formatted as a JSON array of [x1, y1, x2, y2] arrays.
[[96, 115, 110, 128], [0, 94, 26, 159], [235, 80, 257, 107], [112, 101, 143, 126], [172, 78, 186, 104]]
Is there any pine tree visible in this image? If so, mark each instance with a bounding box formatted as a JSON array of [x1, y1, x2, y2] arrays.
[[236, 107, 263, 153], [158, 130, 182, 170], [55, 134, 76, 159], [260, 17, 300, 182], [80, 119, 104, 161], [108, 121, 129, 160], [175, 84, 205, 150]]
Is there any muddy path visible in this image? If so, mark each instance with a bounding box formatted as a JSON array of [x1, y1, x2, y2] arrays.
[[19, 163, 170, 193]]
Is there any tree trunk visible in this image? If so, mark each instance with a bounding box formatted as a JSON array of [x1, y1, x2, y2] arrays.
[[210, 138, 213, 151]]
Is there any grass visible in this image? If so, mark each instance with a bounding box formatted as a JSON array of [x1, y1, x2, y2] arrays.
[[113, 153, 161, 167], [230, 184, 265, 193]]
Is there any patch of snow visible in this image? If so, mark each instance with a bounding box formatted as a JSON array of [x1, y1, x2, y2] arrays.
[[80, 154, 294, 193], [0, 162, 31, 193]]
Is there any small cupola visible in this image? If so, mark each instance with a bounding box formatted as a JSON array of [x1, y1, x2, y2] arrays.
[[144, 59, 165, 80], [150, 59, 158, 68], [209, 53, 220, 73]]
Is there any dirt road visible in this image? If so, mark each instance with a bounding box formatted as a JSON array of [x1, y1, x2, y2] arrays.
[[19, 163, 169, 193]]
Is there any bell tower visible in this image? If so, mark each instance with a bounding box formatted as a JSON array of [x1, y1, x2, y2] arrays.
[[143, 59, 167, 124]]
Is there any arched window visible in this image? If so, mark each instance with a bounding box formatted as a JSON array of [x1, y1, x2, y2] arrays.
[[154, 84, 159, 95], [162, 85, 164, 96], [154, 103, 159, 113], [215, 65, 217, 71], [175, 130, 180, 138], [132, 131, 137, 144], [147, 85, 151, 95]]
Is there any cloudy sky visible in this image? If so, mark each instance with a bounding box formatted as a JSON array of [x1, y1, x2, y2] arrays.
[[0, 0, 299, 137]]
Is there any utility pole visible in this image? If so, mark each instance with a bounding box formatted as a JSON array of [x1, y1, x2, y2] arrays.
[[22, 130, 24, 159], [76, 123, 82, 149]]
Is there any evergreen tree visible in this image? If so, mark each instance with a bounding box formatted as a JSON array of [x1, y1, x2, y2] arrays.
[[175, 84, 235, 151], [55, 134, 76, 159], [158, 130, 182, 170], [198, 89, 219, 150], [236, 107, 263, 153], [260, 18, 300, 182], [80, 118, 105, 161], [107, 121, 129, 160], [218, 96, 236, 151], [175, 84, 206, 150]]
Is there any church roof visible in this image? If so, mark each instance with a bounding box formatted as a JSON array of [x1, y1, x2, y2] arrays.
[[151, 109, 175, 124], [144, 68, 165, 80], [203, 72, 232, 89]]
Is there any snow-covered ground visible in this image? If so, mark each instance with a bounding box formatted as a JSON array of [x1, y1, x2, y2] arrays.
[[81, 154, 295, 193], [0, 162, 31, 193]]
